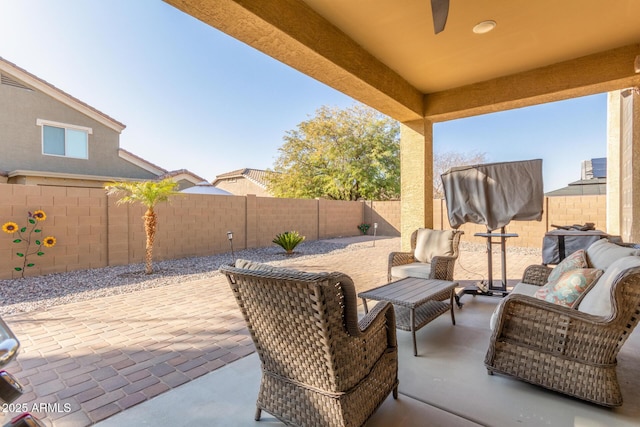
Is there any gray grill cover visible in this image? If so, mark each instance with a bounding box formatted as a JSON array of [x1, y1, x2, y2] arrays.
[[441, 159, 544, 231]]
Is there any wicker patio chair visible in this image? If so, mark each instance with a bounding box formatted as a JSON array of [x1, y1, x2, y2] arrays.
[[485, 261, 640, 407], [388, 229, 463, 282], [221, 260, 398, 427]]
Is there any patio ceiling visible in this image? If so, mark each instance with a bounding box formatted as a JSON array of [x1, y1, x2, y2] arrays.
[[164, 0, 640, 128]]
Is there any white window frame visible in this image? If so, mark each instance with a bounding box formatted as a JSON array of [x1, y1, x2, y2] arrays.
[[36, 119, 92, 159]]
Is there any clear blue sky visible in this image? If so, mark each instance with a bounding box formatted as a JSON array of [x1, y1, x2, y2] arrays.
[[1, 0, 607, 192]]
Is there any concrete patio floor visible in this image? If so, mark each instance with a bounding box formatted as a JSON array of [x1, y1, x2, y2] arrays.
[[94, 293, 640, 427], [4, 235, 626, 426]]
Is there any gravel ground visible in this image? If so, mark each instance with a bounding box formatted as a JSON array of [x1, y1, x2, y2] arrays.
[[0, 237, 541, 316], [0, 238, 391, 316]]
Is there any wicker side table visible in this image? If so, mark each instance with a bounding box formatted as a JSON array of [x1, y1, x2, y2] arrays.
[[359, 277, 458, 356]]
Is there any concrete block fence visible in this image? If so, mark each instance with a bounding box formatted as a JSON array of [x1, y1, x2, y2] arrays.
[[0, 184, 392, 279], [431, 196, 608, 248], [0, 183, 606, 279]]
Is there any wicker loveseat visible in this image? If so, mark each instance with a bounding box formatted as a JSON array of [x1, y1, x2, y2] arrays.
[[387, 228, 463, 282], [485, 239, 640, 406], [221, 259, 398, 427]]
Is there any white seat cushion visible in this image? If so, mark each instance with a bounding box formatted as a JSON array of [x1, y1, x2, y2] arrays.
[[489, 282, 540, 330], [577, 255, 640, 317], [414, 229, 455, 263], [390, 262, 432, 280]]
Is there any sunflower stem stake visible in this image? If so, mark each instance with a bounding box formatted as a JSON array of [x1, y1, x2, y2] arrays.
[[2, 210, 56, 278]]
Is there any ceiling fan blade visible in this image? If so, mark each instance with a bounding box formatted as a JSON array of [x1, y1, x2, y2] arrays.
[[431, 0, 449, 34]]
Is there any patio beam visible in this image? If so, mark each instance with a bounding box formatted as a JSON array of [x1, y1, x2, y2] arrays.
[[424, 44, 640, 122], [165, 0, 424, 124]]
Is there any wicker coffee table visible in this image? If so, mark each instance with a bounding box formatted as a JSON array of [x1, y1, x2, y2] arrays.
[[359, 277, 458, 356]]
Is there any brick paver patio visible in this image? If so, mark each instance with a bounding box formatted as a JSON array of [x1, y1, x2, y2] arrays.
[[1, 237, 540, 426]]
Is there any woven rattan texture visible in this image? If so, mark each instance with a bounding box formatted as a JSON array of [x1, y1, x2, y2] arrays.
[[394, 301, 451, 331], [485, 265, 640, 406], [522, 264, 553, 286], [221, 262, 398, 426]]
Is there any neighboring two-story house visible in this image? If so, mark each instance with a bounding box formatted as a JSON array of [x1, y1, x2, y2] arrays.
[[0, 57, 203, 189], [212, 168, 274, 197]]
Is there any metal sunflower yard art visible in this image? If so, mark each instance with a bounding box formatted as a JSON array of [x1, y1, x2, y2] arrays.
[[2, 210, 56, 278]]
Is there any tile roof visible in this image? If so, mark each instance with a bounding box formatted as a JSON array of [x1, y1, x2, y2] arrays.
[[213, 168, 272, 188], [117, 150, 207, 183], [545, 178, 606, 196], [158, 169, 208, 183]]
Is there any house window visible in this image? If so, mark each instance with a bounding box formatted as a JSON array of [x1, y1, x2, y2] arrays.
[[37, 119, 92, 159]]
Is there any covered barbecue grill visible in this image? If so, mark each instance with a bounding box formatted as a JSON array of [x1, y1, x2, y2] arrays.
[[442, 159, 544, 297], [542, 228, 622, 265]]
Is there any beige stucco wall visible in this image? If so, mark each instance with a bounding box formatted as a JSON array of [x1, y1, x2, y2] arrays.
[[400, 121, 433, 250], [0, 78, 157, 180], [607, 91, 622, 235], [8, 175, 110, 188], [213, 177, 271, 197], [619, 90, 640, 242]]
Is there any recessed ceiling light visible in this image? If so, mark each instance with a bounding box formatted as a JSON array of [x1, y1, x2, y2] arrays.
[[473, 20, 497, 34]]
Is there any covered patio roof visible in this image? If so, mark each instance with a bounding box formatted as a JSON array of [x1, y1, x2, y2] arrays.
[[164, 0, 640, 127], [163, 0, 640, 246]]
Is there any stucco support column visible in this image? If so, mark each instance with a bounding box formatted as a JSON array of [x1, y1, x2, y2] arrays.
[[620, 88, 640, 242], [606, 91, 622, 235], [400, 120, 433, 251]]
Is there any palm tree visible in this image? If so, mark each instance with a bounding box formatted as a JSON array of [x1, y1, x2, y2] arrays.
[[105, 179, 178, 274]]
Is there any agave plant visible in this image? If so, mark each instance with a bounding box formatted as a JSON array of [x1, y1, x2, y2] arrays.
[[272, 231, 305, 254], [357, 223, 371, 235]]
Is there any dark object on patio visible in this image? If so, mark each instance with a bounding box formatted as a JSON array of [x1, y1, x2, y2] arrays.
[[542, 229, 621, 265], [485, 239, 640, 407], [221, 259, 398, 427], [388, 228, 463, 282], [441, 159, 544, 296]]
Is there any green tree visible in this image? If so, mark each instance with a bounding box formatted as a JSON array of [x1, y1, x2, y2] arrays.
[[267, 104, 400, 200], [105, 179, 178, 274]]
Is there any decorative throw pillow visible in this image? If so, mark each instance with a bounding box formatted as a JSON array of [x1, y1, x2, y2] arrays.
[[546, 249, 588, 283], [534, 268, 603, 307]]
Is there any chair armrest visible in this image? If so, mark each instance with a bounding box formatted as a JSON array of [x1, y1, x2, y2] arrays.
[[489, 294, 619, 365], [430, 255, 458, 281], [521, 264, 553, 286], [388, 251, 415, 281], [359, 301, 397, 349]]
